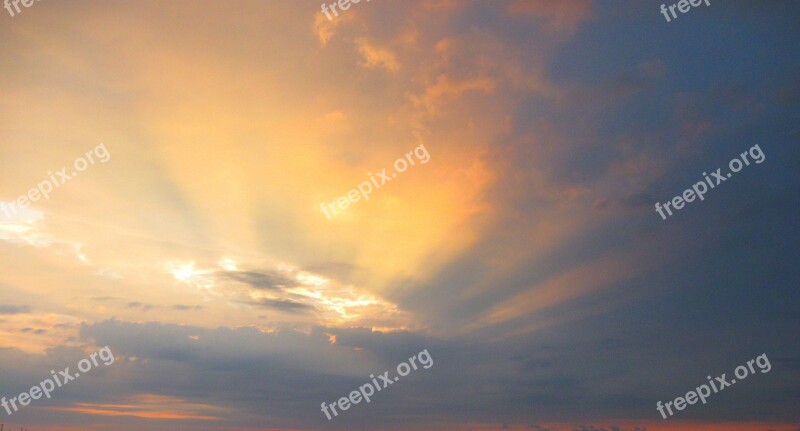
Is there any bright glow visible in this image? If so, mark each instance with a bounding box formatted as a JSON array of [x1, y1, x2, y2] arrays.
[[170, 261, 197, 282], [218, 257, 238, 271]]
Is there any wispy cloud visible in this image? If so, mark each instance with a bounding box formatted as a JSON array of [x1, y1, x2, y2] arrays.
[[0, 305, 31, 314]]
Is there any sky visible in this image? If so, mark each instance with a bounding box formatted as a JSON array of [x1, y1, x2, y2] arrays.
[[0, 0, 799, 430]]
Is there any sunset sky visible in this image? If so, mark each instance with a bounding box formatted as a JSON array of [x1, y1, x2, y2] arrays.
[[1, 1, 799, 430]]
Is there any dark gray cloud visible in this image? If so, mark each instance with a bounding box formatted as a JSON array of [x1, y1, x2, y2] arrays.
[[247, 298, 314, 313], [67, 319, 574, 428], [127, 301, 156, 311], [63, 318, 800, 430], [0, 305, 31, 314], [221, 270, 298, 291], [172, 304, 203, 311], [90, 296, 117, 302]]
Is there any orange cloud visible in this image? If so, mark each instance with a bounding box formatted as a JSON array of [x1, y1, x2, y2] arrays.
[[46, 394, 232, 421], [356, 37, 401, 71]]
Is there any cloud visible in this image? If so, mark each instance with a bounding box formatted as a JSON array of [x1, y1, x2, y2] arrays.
[[172, 304, 203, 311], [166, 260, 413, 329], [313, 9, 353, 45], [90, 296, 117, 302], [0, 305, 31, 314], [409, 74, 496, 118], [356, 37, 401, 71], [127, 302, 156, 311], [221, 270, 299, 291], [246, 297, 314, 313], [68, 319, 511, 427], [48, 394, 229, 421]]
